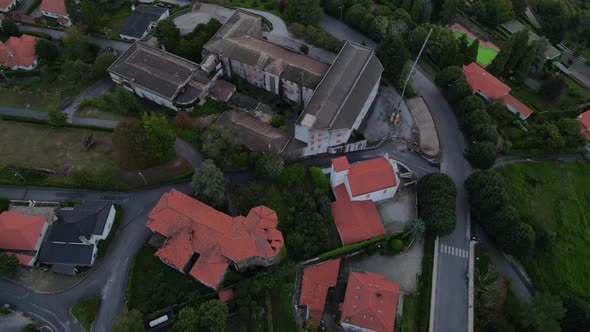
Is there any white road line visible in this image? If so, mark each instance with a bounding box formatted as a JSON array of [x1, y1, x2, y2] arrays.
[[440, 244, 469, 259]]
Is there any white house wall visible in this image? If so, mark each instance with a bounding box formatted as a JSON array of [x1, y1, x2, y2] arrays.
[[0, 0, 16, 12], [329, 167, 348, 189], [351, 78, 380, 131], [132, 85, 177, 110], [340, 322, 375, 332], [89, 204, 116, 244]]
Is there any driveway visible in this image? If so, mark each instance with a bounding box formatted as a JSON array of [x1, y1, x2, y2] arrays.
[[174, 3, 234, 35], [18, 25, 132, 53], [63, 79, 113, 120]]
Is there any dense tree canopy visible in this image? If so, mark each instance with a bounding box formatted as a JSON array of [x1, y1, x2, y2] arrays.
[[255, 153, 285, 179], [377, 33, 410, 81], [521, 293, 566, 332], [112, 119, 154, 170], [198, 300, 229, 332], [35, 39, 59, 62], [466, 142, 497, 169], [417, 173, 457, 236], [154, 18, 181, 53], [142, 113, 176, 162], [191, 159, 226, 208], [0, 252, 18, 275], [283, 0, 323, 26]]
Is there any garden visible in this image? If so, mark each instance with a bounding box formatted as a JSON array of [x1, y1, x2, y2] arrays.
[[71, 296, 100, 332]]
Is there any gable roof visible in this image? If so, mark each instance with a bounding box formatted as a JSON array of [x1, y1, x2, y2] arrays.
[[331, 185, 385, 245], [578, 110, 590, 142], [0, 0, 16, 10], [108, 42, 203, 101], [298, 42, 383, 130], [0, 35, 38, 68], [463, 62, 511, 99], [10, 253, 35, 265], [340, 272, 400, 332], [299, 258, 341, 324], [501, 94, 533, 119], [331, 156, 350, 172], [47, 202, 112, 243], [120, 5, 168, 39], [147, 190, 284, 288], [40, 0, 67, 16], [0, 211, 46, 251], [346, 157, 397, 197], [38, 242, 95, 266]]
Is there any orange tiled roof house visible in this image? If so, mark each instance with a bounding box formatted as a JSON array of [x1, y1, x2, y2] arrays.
[[146, 190, 285, 289], [0, 35, 38, 70]]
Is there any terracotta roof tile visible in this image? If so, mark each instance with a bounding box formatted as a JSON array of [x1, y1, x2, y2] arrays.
[[501, 94, 533, 118], [340, 272, 400, 332], [331, 185, 385, 245], [331, 156, 350, 172], [346, 157, 397, 197], [463, 62, 511, 99], [578, 110, 590, 129], [218, 288, 235, 302], [147, 190, 284, 288], [0, 35, 38, 68], [10, 253, 35, 265], [40, 0, 67, 16], [300, 258, 341, 324], [0, 211, 46, 251]]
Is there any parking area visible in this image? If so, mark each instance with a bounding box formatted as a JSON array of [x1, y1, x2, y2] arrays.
[[173, 3, 234, 35]]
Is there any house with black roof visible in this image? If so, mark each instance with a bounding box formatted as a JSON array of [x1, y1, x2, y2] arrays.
[[120, 4, 169, 41], [39, 201, 116, 274]]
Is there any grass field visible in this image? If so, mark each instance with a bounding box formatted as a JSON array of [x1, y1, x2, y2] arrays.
[[127, 245, 214, 314], [0, 122, 114, 171], [71, 296, 100, 331], [452, 29, 499, 66], [270, 282, 298, 331], [497, 161, 590, 300], [76, 107, 131, 122]]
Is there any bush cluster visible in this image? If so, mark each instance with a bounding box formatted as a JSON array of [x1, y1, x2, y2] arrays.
[[417, 173, 457, 237]]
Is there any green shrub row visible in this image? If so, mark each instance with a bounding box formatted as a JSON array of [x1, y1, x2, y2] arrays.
[[20, 30, 52, 40], [0, 114, 114, 132], [24, 0, 41, 15], [318, 234, 391, 260]]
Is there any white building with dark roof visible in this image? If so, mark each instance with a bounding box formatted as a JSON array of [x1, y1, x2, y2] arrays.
[[119, 4, 169, 40], [294, 42, 384, 156]]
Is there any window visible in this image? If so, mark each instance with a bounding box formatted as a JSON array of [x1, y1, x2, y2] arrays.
[[336, 132, 342, 137], [354, 295, 360, 299], [336, 139, 341, 143], [366, 194, 370, 198], [383, 189, 387, 193]]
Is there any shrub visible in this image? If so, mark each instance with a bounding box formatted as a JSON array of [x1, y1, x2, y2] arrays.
[[175, 112, 193, 129], [299, 43, 310, 54], [255, 152, 285, 179], [310, 166, 329, 192], [389, 238, 403, 254], [465, 142, 497, 169], [417, 173, 457, 236], [0, 198, 8, 212], [270, 114, 285, 128]]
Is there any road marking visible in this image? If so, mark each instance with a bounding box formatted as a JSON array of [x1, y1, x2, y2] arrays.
[[440, 244, 468, 259]]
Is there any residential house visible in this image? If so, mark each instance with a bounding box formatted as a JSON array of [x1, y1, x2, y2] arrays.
[[0, 0, 19, 12], [299, 258, 341, 325], [0, 211, 48, 266], [578, 110, 590, 150], [38, 202, 116, 274], [0, 35, 39, 70], [294, 42, 384, 156], [499, 19, 560, 61], [40, 0, 72, 27], [463, 62, 533, 120], [340, 272, 400, 332], [329, 155, 400, 245], [203, 10, 329, 106], [107, 41, 219, 111], [119, 4, 169, 41], [146, 190, 284, 289]]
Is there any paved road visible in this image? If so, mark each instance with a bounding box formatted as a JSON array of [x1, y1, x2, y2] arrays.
[[319, 16, 377, 49], [62, 79, 113, 121], [494, 152, 586, 167], [18, 25, 132, 52]]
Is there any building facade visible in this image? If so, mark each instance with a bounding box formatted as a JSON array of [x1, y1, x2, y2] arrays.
[[119, 4, 169, 40], [40, 0, 72, 26], [0, 0, 19, 12]]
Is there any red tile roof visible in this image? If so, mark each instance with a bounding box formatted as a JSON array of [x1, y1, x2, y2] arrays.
[[448, 23, 500, 52], [40, 0, 67, 16], [346, 157, 397, 197], [299, 258, 341, 324], [332, 156, 350, 172], [0, 0, 16, 10], [331, 185, 385, 245], [147, 190, 284, 288], [218, 288, 235, 302], [340, 272, 400, 332], [0, 211, 46, 251], [579, 110, 590, 129], [463, 62, 511, 99], [0, 35, 38, 68], [501, 94, 533, 119], [11, 253, 35, 265]]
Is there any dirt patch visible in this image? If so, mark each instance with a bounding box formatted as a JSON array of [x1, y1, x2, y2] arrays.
[[120, 157, 192, 187], [376, 184, 417, 233], [8, 266, 84, 293]]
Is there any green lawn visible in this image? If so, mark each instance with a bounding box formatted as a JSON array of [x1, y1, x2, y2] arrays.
[[0, 122, 114, 171], [0, 87, 61, 112], [0, 77, 93, 111], [227, 0, 280, 15], [271, 286, 298, 332], [452, 29, 499, 66], [497, 161, 590, 300], [71, 296, 100, 332], [400, 293, 419, 332], [509, 75, 590, 113], [76, 107, 131, 122], [127, 245, 213, 314]]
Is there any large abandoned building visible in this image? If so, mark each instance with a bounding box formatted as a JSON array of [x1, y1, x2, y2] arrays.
[[108, 9, 383, 157]]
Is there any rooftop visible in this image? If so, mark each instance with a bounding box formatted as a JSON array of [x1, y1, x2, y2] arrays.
[[340, 272, 400, 332], [0, 211, 46, 251], [108, 42, 203, 100], [501, 94, 533, 119], [299, 258, 341, 324], [578, 110, 590, 142], [334, 156, 397, 197], [297, 42, 384, 130], [0, 35, 38, 68], [39, 242, 95, 266], [215, 111, 291, 153], [40, 0, 67, 16], [463, 62, 511, 99], [120, 5, 168, 39], [331, 185, 385, 245], [47, 202, 112, 243], [147, 190, 284, 288]]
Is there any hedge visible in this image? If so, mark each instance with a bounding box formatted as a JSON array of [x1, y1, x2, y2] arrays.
[[0, 198, 9, 213], [318, 234, 390, 259], [20, 30, 52, 40], [0, 114, 115, 132], [1, 69, 41, 78], [24, 0, 41, 15]]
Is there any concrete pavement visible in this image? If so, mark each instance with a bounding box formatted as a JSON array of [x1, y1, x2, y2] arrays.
[[18, 25, 132, 53]]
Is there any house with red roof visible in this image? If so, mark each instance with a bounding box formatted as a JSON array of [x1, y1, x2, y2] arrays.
[[299, 258, 341, 325], [40, 0, 71, 27], [0, 211, 49, 266], [463, 62, 533, 120], [340, 272, 400, 332], [0, 35, 39, 70], [0, 0, 19, 12], [578, 110, 590, 149], [146, 190, 284, 289], [328, 156, 398, 245]]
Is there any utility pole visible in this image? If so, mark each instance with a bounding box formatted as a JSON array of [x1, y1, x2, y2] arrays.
[[340, 0, 343, 21], [395, 28, 433, 115]]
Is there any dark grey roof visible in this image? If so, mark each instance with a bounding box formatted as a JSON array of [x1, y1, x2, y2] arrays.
[[216, 111, 291, 153], [46, 202, 112, 243], [297, 42, 384, 130], [203, 10, 262, 55], [39, 242, 94, 266], [120, 5, 168, 39], [107, 42, 200, 100]]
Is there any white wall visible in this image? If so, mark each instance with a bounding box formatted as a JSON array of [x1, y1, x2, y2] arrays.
[[340, 321, 375, 332], [34, 222, 49, 253], [132, 85, 177, 110], [351, 78, 380, 131], [329, 167, 348, 189], [89, 204, 116, 244], [10, 59, 38, 71], [0, 0, 17, 12]]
